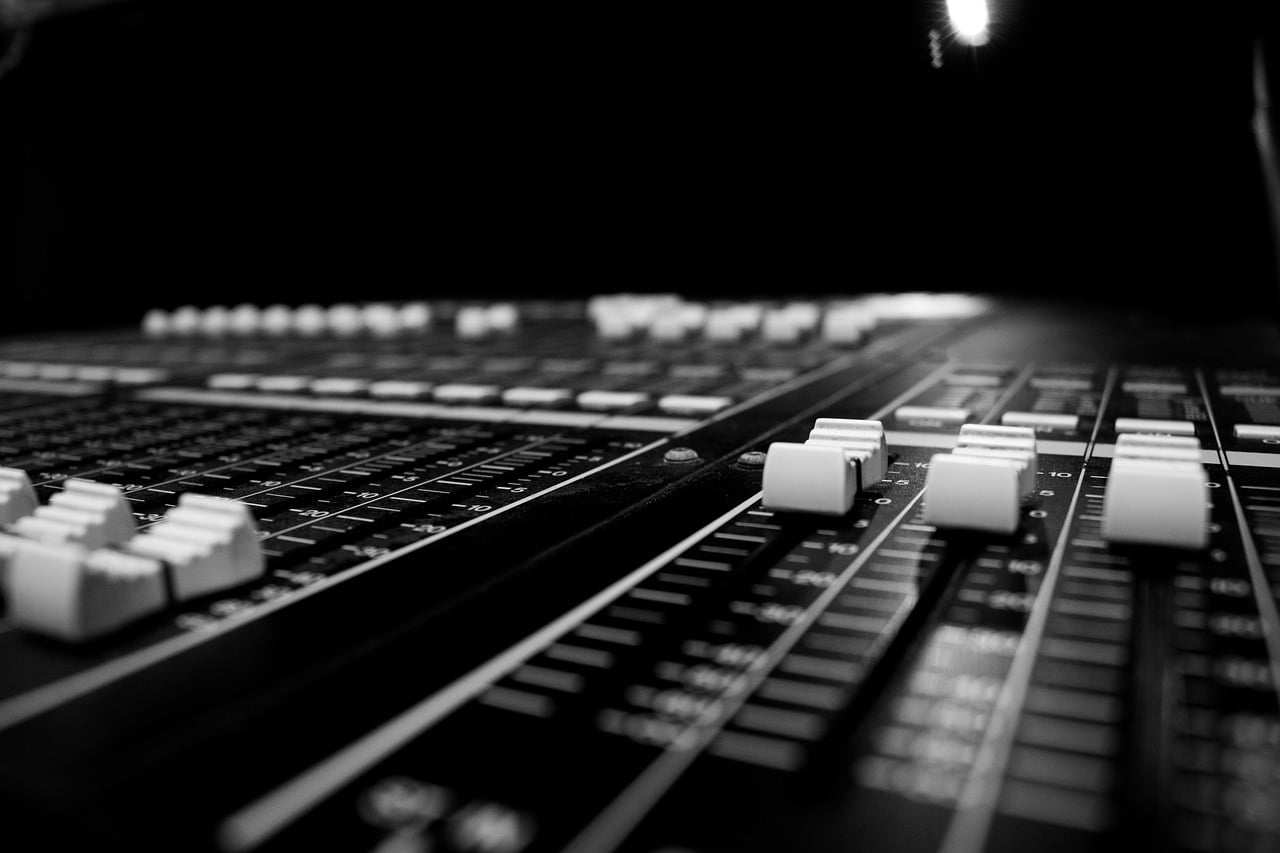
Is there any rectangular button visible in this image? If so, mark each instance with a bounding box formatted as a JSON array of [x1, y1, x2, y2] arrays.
[[502, 387, 573, 408], [1122, 380, 1187, 394], [1113, 417, 1196, 436], [657, 394, 733, 416], [1234, 424, 1280, 441], [1001, 411, 1080, 431], [308, 377, 370, 396], [894, 405, 971, 425], [368, 380, 433, 399], [1219, 385, 1280, 397], [1031, 376, 1093, 391], [577, 390, 651, 411], [432, 383, 502, 404], [207, 373, 259, 390], [255, 375, 311, 393]]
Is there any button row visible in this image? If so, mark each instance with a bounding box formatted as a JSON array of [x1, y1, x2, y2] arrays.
[[0, 361, 169, 385], [587, 295, 882, 346], [206, 373, 735, 416], [144, 303, 438, 338]]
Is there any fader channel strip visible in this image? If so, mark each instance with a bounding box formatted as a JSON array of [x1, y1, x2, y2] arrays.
[[0, 296, 1277, 853]]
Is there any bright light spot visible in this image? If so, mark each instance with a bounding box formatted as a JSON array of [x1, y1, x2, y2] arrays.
[[946, 0, 990, 46]]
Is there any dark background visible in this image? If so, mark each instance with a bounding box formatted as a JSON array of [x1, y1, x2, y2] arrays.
[[2, 1, 1279, 333]]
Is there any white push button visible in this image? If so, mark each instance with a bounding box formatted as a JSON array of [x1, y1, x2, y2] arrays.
[[1233, 424, 1280, 441], [1113, 433, 1202, 463], [260, 305, 293, 336], [111, 367, 169, 385], [398, 302, 432, 333], [291, 304, 328, 336], [576, 390, 651, 412], [761, 309, 804, 344], [486, 303, 520, 333], [649, 304, 706, 342], [432, 384, 502, 404], [198, 306, 231, 337], [704, 305, 760, 343], [360, 304, 402, 338], [308, 377, 370, 397], [657, 395, 733, 416], [256, 375, 312, 393], [502, 387, 574, 408], [1000, 411, 1080, 431], [227, 304, 262, 336], [142, 309, 171, 337], [762, 443, 858, 516], [923, 453, 1022, 534], [208, 373, 260, 390], [326, 304, 365, 337], [1219, 385, 1280, 397], [169, 306, 201, 336], [895, 405, 972, 426], [368, 380, 433, 400], [1113, 418, 1196, 437], [1102, 457, 1208, 549], [455, 306, 491, 339]]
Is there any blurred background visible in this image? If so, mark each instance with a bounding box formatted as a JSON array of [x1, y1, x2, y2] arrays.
[[1, 1, 1278, 332]]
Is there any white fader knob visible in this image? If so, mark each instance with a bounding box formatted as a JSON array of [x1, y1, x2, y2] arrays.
[[7, 540, 167, 642], [7, 493, 266, 642], [806, 418, 888, 489], [762, 444, 859, 516], [952, 424, 1038, 495], [762, 419, 887, 515], [0, 467, 38, 525], [9, 479, 136, 548], [923, 454, 1023, 534], [923, 424, 1038, 534], [1102, 434, 1208, 549], [126, 493, 264, 599]]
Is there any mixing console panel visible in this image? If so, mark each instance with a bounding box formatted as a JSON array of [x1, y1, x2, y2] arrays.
[[0, 294, 1278, 853]]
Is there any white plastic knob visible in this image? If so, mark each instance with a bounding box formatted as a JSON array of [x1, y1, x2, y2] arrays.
[[1102, 457, 1208, 549], [7, 538, 166, 642], [125, 493, 264, 600], [762, 443, 858, 516], [923, 453, 1022, 534]]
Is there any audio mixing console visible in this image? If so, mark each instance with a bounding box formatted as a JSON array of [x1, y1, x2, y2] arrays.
[[0, 294, 1278, 853]]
